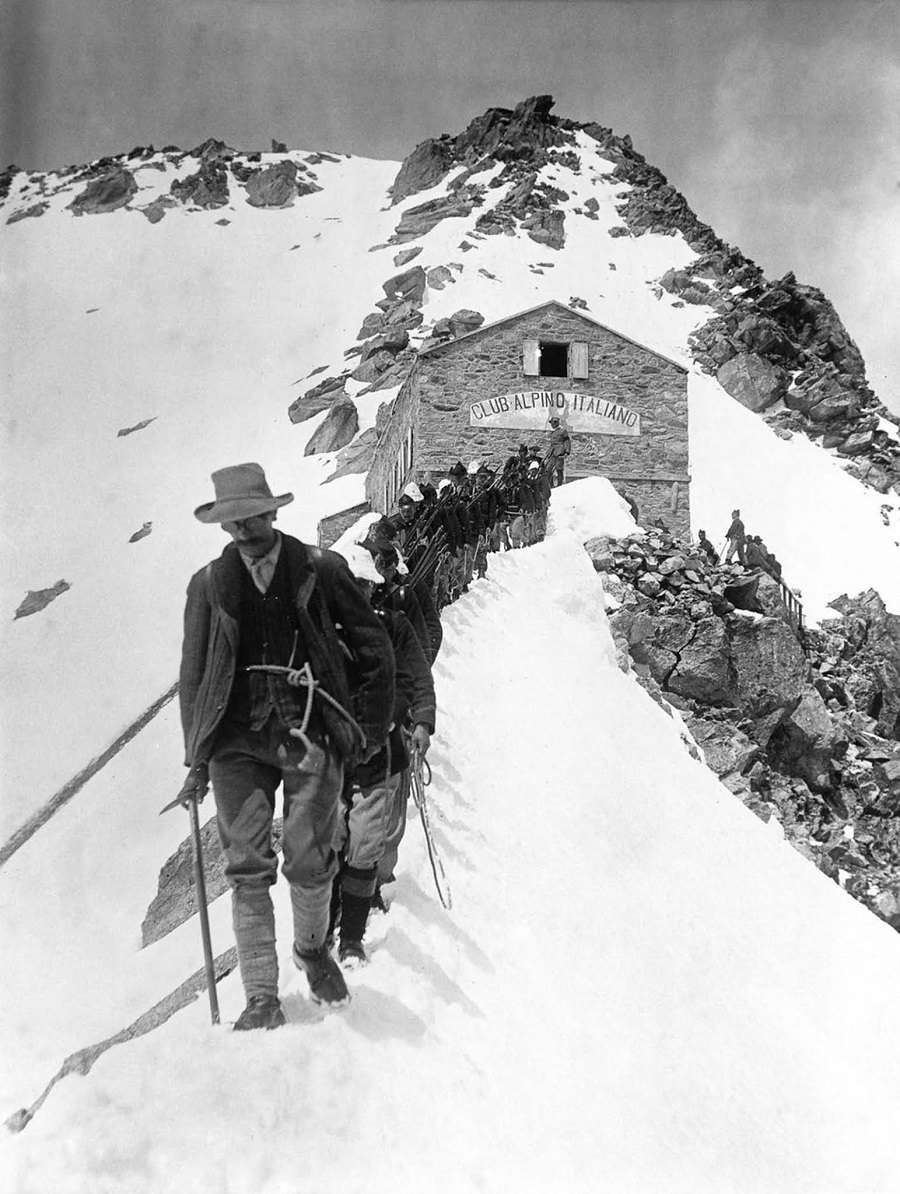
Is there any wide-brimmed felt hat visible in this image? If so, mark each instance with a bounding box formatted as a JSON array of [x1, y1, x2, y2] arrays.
[[194, 463, 293, 524]]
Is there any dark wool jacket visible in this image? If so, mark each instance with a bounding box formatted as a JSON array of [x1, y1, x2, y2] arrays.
[[353, 608, 435, 787], [179, 535, 395, 769]]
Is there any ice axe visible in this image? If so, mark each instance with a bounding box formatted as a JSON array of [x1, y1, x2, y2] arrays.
[[160, 777, 220, 1026]]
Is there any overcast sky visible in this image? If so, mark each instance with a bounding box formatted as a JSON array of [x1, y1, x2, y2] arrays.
[[2, 0, 898, 411]]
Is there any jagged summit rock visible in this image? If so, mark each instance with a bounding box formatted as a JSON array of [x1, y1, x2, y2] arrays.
[[391, 94, 572, 204], [1, 98, 897, 496]]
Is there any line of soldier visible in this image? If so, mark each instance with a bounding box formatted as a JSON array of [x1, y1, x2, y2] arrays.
[[368, 444, 556, 614], [178, 454, 558, 1032]]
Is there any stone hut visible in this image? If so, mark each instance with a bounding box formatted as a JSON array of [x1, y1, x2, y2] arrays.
[[365, 299, 690, 535]]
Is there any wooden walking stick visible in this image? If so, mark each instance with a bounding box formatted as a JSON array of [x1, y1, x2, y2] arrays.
[[160, 779, 220, 1026]]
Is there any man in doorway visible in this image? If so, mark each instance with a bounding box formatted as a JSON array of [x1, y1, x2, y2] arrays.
[[178, 463, 394, 1029]]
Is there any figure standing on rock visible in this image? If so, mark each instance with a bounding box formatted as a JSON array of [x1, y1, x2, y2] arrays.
[[178, 463, 395, 1030], [722, 508, 747, 565]]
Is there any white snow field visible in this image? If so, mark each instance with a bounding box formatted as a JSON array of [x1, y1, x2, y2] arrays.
[[2, 134, 900, 1193], [3, 482, 900, 1194], [1, 139, 898, 839]]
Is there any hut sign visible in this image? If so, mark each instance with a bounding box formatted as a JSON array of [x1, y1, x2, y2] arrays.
[[469, 391, 641, 436]]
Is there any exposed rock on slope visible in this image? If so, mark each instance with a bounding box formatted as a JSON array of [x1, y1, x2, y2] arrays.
[[14, 580, 71, 619], [587, 530, 900, 931], [170, 160, 229, 209], [69, 168, 138, 215], [391, 95, 570, 204], [303, 398, 359, 455]]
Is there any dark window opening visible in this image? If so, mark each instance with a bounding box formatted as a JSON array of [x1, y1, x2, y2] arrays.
[[539, 341, 569, 378]]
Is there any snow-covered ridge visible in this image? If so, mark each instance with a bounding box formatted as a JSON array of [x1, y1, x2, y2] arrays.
[[2, 105, 899, 846], [3, 98, 900, 1187], [3, 492, 900, 1193]]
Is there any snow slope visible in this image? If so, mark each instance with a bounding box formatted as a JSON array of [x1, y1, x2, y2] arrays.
[[2, 134, 900, 1193], [2, 138, 898, 841], [3, 483, 900, 1194]]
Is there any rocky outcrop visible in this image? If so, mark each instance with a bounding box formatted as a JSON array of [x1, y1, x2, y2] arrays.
[[243, 160, 321, 207], [683, 266, 900, 496], [129, 522, 153, 543], [142, 817, 272, 947], [448, 309, 484, 338], [391, 95, 573, 204], [14, 580, 71, 619], [325, 427, 379, 482], [0, 164, 21, 200], [303, 398, 359, 455], [6, 202, 48, 224], [140, 197, 176, 224], [190, 137, 236, 162], [815, 591, 900, 742], [382, 266, 427, 306], [288, 374, 348, 424], [394, 246, 423, 268], [391, 190, 480, 243], [475, 170, 569, 249], [69, 168, 137, 215], [581, 111, 900, 496], [587, 528, 900, 933], [716, 353, 788, 413], [170, 160, 229, 209]]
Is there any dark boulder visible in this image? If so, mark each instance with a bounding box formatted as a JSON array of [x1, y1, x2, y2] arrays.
[[524, 208, 565, 250], [6, 202, 49, 224], [391, 137, 458, 204], [288, 375, 347, 425], [390, 95, 571, 203], [14, 580, 71, 619], [69, 168, 137, 215], [304, 399, 359, 456], [324, 427, 379, 482], [392, 193, 475, 242], [767, 687, 847, 793], [668, 617, 736, 705], [448, 309, 484, 338], [350, 349, 396, 385], [729, 616, 809, 719], [716, 353, 787, 412], [244, 160, 308, 207], [170, 160, 229, 208], [382, 266, 427, 306]]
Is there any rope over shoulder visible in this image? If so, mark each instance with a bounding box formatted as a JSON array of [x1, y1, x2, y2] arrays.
[[242, 662, 367, 751]]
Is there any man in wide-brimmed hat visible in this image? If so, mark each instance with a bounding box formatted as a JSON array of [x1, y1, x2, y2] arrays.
[[179, 463, 395, 1029]]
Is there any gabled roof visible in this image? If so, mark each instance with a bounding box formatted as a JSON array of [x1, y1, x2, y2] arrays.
[[417, 299, 688, 373]]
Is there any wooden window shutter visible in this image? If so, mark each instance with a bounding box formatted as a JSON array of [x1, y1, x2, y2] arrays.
[[522, 339, 540, 376], [571, 341, 589, 379]]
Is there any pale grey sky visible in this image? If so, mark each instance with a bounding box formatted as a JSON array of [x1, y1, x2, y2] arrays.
[[2, 0, 898, 410]]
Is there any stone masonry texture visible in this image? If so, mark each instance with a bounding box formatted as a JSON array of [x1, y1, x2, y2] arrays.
[[366, 303, 689, 535]]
